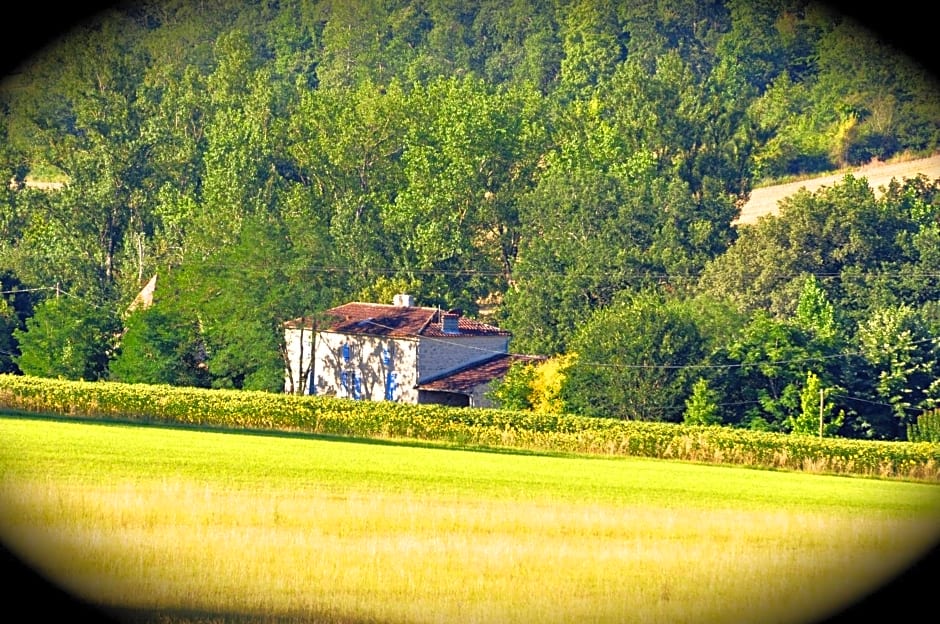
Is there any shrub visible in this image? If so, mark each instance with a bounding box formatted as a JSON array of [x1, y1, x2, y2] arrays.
[[909, 409, 940, 442]]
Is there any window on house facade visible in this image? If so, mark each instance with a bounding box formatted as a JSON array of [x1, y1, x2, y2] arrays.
[[385, 370, 398, 401], [341, 369, 362, 400]]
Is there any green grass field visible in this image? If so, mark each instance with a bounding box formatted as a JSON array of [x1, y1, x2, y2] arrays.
[[1, 413, 939, 624]]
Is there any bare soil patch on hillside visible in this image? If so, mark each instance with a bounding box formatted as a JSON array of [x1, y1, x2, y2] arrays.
[[735, 154, 940, 225]]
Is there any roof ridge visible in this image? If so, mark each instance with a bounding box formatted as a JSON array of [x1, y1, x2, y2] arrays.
[[318, 301, 511, 338], [346, 301, 439, 311], [417, 307, 437, 335]]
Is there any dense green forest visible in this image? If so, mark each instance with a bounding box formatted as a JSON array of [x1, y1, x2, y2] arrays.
[[1, 0, 939, 440]]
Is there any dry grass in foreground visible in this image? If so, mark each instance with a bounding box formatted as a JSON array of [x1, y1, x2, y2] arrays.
[[1, 478, 937, 624]]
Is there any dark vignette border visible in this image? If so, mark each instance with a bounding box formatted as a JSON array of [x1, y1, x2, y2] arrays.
[[0, 2, 937, 623]]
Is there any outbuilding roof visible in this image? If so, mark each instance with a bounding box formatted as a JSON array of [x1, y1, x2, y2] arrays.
[[284, 302, 511, 338], [417, 353, 544, 393]]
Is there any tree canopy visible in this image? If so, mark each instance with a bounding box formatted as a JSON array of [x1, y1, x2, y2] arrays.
[[1, 0, 938, 439]]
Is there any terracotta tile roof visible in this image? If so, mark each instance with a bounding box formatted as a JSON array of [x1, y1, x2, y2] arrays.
[[417, 354, 545, 393], [290, 302, 511, 338], [283, 316, 316, 330]]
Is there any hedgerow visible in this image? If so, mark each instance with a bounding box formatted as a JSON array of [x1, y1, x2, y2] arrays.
[[1, 374, 938, 482]]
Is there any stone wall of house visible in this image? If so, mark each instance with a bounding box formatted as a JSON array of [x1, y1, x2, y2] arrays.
[[297, 329, 509, 404], [313, 331, 419, 403], [417, 380, 498, 409], [284, 326, 314, 394], [469, 382, 497, 409], [416, 335, 509, 382]]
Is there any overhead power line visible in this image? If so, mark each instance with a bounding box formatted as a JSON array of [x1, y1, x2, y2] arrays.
[[0, 286, 57, 295], [358, 318, 940, 374], [0, 284, 107, 309], [177, 262, 940, 283]]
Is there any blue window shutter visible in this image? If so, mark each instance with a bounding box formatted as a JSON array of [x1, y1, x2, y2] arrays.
[[353, 372, 362, 400], [342, 343, 351, 362]]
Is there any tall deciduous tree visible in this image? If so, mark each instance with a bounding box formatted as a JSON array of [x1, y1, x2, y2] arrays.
[[3, 13, 153, 302], [721, 311, 810, 431], [0, 272, 34, 374], [620, 0, 729, 78], [0, 297, 18, 374], [788, 370, 843, 436], [406, 0, 478, 82], [470, 0, 561, 90], [287, 79, 408, 296], [186, 29, 282, 257], [716, 0, 794, 92], [683, 378, 722, 425], [13, 295, 119, 381], [856, 303, 939, 439], [166, 206, 340, 392], [711, 274, 844, 432], [501, 148, 662, 355], [109, 304, 209, 387], [386, 76, 547, 310], [697, 175, 910, 320], [315, 0, 395, 89], [561, 289, 706, 421], [556, 0, 625, 98]]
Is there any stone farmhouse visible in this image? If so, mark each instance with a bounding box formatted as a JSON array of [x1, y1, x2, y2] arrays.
[[283, 294, 539, 407]]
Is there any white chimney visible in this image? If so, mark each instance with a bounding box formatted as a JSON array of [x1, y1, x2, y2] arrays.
[[393, 294, 414, 307]]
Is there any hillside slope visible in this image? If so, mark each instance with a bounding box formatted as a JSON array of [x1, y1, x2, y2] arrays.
[[734, 154, 940, 225]]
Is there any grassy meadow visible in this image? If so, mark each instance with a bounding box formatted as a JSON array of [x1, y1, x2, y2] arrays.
[[1, 413, 939, 624]]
